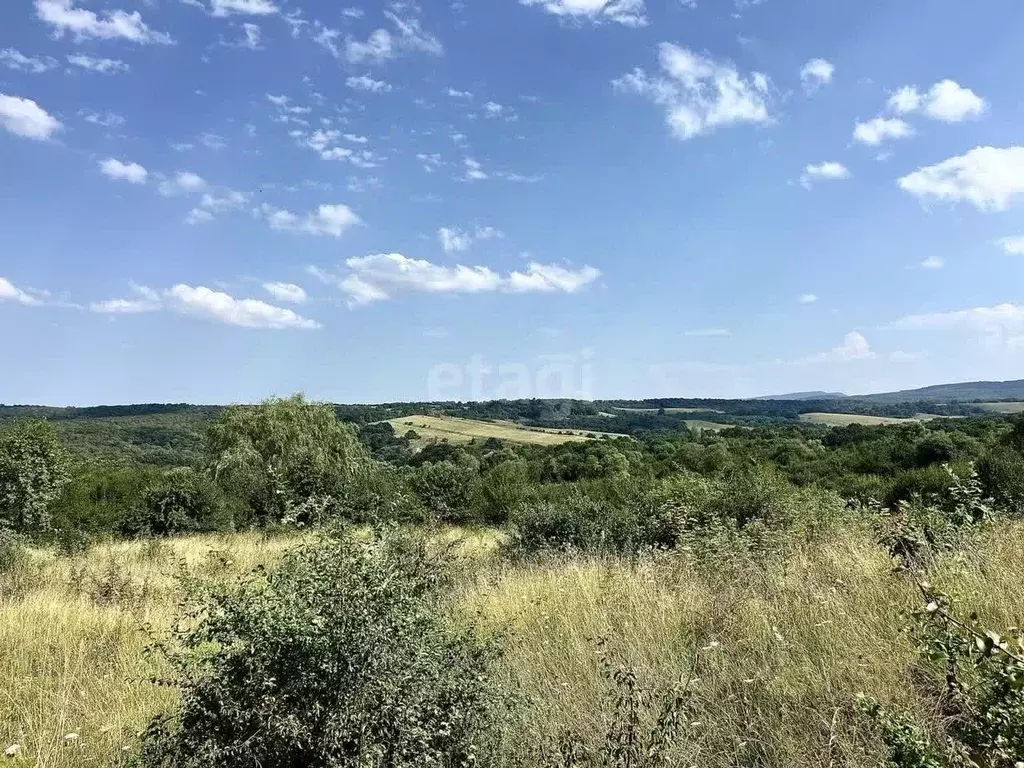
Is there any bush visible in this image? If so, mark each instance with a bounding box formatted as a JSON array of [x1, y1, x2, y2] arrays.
[[136, 530, 502, 767], [334, 463, 423, 524], [120, 467, 235, 537], [0, 419, 70, 532], [409, 461, 479, 523]]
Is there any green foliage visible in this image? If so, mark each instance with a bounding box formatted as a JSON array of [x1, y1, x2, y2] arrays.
[[120, 467, 236, 537], [475, 459, 532, 524], [409, 461, 479, 523], [335, 462, 423, 524], [860, 585, 1024, 768], [206, 395, 367, 525], [136, 530, 501, 768], [51, 462, 164, 535], [977, 446, 1024, 513], [0, 419, 71, 533]]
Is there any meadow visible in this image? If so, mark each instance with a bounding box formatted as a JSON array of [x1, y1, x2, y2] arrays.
[[385, 414, 620, 445]]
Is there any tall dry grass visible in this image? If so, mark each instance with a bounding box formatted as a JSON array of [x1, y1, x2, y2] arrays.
[[1, 522, 1021, 766]]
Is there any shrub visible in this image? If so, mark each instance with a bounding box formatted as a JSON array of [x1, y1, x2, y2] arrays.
[[334, 463, 423, 524], [409, 461, 479, 523], [136, 530, 502, 767], [0, 419, 70, 533], [120, 467, 236, 537]]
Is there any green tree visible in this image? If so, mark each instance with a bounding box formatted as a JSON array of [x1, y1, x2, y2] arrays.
[[206, 395, 367, 524], [409, 461, 478, 522], [0, 420, 70, 533], [120, 467, 236, 537]]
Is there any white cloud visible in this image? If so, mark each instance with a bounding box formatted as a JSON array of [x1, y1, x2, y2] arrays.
[[417, 153, 443, 172], [67, 53, 128, 73], [920, 256, 945, 270], [798, 293, 818, 304], [804, 331, 873, 363], [185, 208, 215, 224], [1, 48, 58, 73], [209, 0, 277, 17], [341, 6, 363, 17], [683, 328, 730, 337], [897, 146, 1024, 212], [344, 133, 368, 144], [521, 0, 648, 27], [922, 80, 986, 122], [346, 74, 392, 93], [463, 157, 488, 181], [166, 284, 319, 329], [0, 277, 43, 306], [0, 94, 61, 140], [799, 58, 833, 93], [887, 86, 922, 114], [800, 161, 849, 189], [447, 88, 472, 98], [89, 283, 160, 313], [261, 203, 361, 237], [81, 109, 124, 127], [345, 12, 442, 64], [35, 0, 173, 43], [234, 23, 262, 49], [890, 303, 1024, 347], [158, 171, 206, 196], [99, 157, 148, 183], [199, 132, 227, 150], [438, 225, 503, 252], [263, 281, 307, 303], [852, 116, 913, 146], [295, 128, 379, 166], [996, 236, 1024, 255], [199, 189, 246, 212], [316, 253, 600, 307], [613, 43, 771, 140], [888, 80, 985, 123], [506, 263, 601, 293]]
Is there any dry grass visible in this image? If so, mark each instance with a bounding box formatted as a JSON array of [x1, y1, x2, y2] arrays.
[[2, 523, 1022, 766], [976, 401, 1024, 414], [386, 415, 624, 446], [798, 412, 938, 427]]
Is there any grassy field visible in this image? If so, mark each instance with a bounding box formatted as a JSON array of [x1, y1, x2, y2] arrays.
[[386, 414, 625, 445], [613, 407, 724, 414], [2, 522, 1022, 766], [798, 412, 937, 427], [976, 401, 1024, 414]]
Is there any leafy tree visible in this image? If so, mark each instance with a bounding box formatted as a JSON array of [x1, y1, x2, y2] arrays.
[[409, 461, 479, 523], [206, 395, 366, 524], [0, 420, 70, 533], [120, 467, 235, 537]]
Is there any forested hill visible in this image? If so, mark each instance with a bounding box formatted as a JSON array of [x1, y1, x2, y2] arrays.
[[855, 379, 1024, 403]]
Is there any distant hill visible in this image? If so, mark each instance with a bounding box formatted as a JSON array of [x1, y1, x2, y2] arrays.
[[857, 379, 1024, 404], [754, 391, 848, 401]]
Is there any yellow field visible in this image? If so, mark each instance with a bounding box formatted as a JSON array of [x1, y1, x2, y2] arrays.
[[613, 406, 724, 414], [798, 412, 936, 426], [386, 414, 625, 445], [977, 401, 1024, 414]]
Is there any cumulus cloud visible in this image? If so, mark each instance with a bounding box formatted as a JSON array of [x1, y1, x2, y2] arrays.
[[0, 94, 61, 140], [888, 80, 986, 122], [897, 146, 1024, 212], [262, 281, 307, 303], [92, 283, 318, 329], [438, 225, 504, 253], [613, 43, 771, 140], [890, 303, 1024, 347], [35, 0, 173, 43], [417, 153, 443, 172], [157, 171, 206, 196], [294, 128, 379, 167], [80, 109, 124, 127], [920, 256, 945, 270], [67, 53, 128, 73], [463, 157, 487, 180], [852, 116, 913, 146], [344, 12, 442, 64], [800, 161, 849, 189], [798, 293, 818, 304], [99, 157, 148, 183], [521, 0, 647, 27], [447, 88, 472, 98], [996, 236, 1024, 255], [261, 203, 361, 237], [0, 277, 43, 306], [312, 254, 600, 308], [346, 74, 392, 92], [1, 48, 57, 73], [801, 331, 873, 363], [799, 58, 833, 93]]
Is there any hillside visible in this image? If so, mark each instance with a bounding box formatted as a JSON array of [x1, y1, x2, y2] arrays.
[[857, 379, 1024, 404]]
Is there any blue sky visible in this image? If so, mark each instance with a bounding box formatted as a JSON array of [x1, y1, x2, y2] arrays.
[[2, 0, 1024, 405]]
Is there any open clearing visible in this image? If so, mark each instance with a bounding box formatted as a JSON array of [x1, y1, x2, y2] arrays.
[[977, 401, 1024, 414], [613, 406, 724, 414], [799, 412, 939, 426], [386, 414, 625, 445]]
